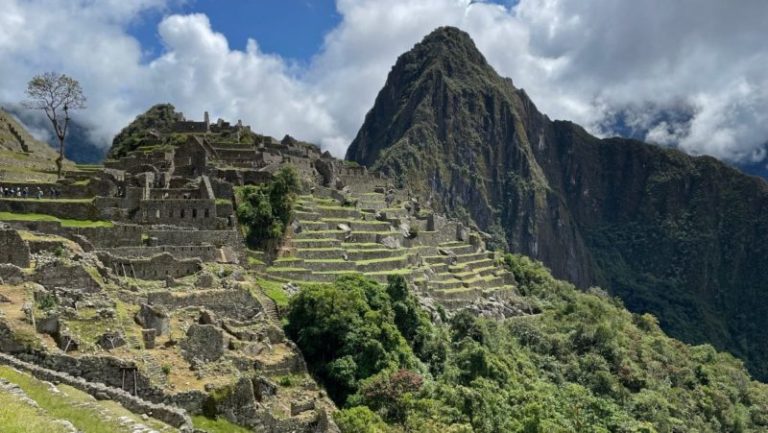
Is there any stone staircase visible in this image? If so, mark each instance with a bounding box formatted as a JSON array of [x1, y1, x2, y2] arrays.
[[261, 189, 516, 310], [137, 352, 167, 387]]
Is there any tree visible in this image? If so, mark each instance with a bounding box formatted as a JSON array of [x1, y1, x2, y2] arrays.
[[24, 72, 86, 178]]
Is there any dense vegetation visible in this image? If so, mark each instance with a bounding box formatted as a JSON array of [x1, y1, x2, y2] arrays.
[[346, 26, 768, 381], [235, 166, 299, 249], [108, 103, 180, 158], [286, 257, 768, 432]]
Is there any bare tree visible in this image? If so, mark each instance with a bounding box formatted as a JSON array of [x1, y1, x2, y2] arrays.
[[23, 72, 86, 178]]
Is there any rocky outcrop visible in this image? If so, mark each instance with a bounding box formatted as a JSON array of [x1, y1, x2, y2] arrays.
[[347, 26, 768, 380]]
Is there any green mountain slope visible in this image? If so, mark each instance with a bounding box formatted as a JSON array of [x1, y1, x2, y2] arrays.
[[346, 27, 768, 380], [289, 261, 768, 433], [0, 108, 75, 182]]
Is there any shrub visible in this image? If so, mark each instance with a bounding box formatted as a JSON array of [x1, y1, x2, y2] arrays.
[[236, 166, 299, 249]]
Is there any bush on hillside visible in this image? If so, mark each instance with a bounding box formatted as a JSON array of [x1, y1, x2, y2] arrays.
[[236, 166, 299, 249]]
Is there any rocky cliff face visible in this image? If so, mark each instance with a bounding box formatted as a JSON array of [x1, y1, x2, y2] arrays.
[[347, 26, 768, 380]]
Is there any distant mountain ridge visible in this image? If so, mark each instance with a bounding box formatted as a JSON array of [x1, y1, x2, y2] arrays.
[[3, 107, 107, 164], [347, 26, 768, 380]]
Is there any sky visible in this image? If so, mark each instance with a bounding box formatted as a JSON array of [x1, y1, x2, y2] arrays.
[[1, 0, 766, 164]]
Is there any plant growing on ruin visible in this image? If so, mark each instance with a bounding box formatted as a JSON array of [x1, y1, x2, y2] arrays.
[[23, 72, 86, 178], [236, 166, 300, 249]]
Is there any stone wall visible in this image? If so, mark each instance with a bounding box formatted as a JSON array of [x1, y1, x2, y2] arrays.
[[138, 199, 219, 228], [0, 225, 30, 267], [0, 198, 100, 220], [148, 229, 240, 248], [148, 188, 203, 200], [105, 150, 173, 174], [1, 221, 143, 249], [147, 289, 261, 320], [213, 168, 273, 186], [103, 245, 217, 262], [98, 252, 202, 280], [0, 352, 193, 430]]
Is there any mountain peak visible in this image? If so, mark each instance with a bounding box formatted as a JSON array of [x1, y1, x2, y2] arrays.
[[404, 26, 490, 72]]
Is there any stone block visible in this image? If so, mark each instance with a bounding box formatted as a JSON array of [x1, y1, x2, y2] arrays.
[[142, 329, 156, 349], [97, 331, 126, 350], [181, 324, 225, 363], [135, 303, 170, 336]]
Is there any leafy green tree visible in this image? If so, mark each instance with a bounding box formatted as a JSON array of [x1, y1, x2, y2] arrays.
[[285, 275, 415, 403], [335, 406, 391, 433], [236, 166, 299, 248]]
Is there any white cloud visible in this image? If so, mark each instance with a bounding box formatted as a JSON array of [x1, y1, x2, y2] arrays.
[[0, 0, 767, 163]]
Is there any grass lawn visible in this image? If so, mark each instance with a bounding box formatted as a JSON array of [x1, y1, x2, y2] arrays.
[[0, 390, 70, 433], [0, 211, 112, 228], [0, 366, 172, 433], [255, 278, 290, 308]]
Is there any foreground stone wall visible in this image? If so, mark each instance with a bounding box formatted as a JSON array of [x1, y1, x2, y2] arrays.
[[0, 352, 193, 430]]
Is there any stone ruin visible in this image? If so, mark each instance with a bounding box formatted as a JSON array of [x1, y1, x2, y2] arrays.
[[0, 110, 529, 432], [0, 223, 30, 268]]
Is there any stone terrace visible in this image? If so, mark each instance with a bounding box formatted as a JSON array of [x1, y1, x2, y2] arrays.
[[261, 186, 516, 310]]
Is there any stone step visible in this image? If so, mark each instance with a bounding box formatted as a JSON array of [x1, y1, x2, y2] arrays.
[[295, 271, 358, 284], [293, 210, 320, 221], [322, 218, 392, 232], [303, 259, 358, 272], [294, 230, 345, 240], [427, 262, 449, 274], [347, 231, 396, 244], [474, 266, 500, 277], [341, 242, 382, 250], [290, 238, 341, 248], [430, 287, 484, 309], [363, 269, 414, 284], [378, 208, 407, 218], [438, 243, 476, 255], [315, 206, 360, 219], [427, 278, 465, 291], [462, 275, 503, 290], [454, 252, 492, 264], [450, 258, 494, 272], [345, 248, 406, 261], [462, 258, 495, 271], [138, 353, 167, 386], [430, 272, 458, 282], [298, 221, 329, 231], [294, 247, 345, 260], [274, 257, 305, 266], [358, 201, 387, 212], [424, 255, 452, 265], [356, 255, 409, 273], [266, 267, 312, 281], [453, 270, 479, 281]]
